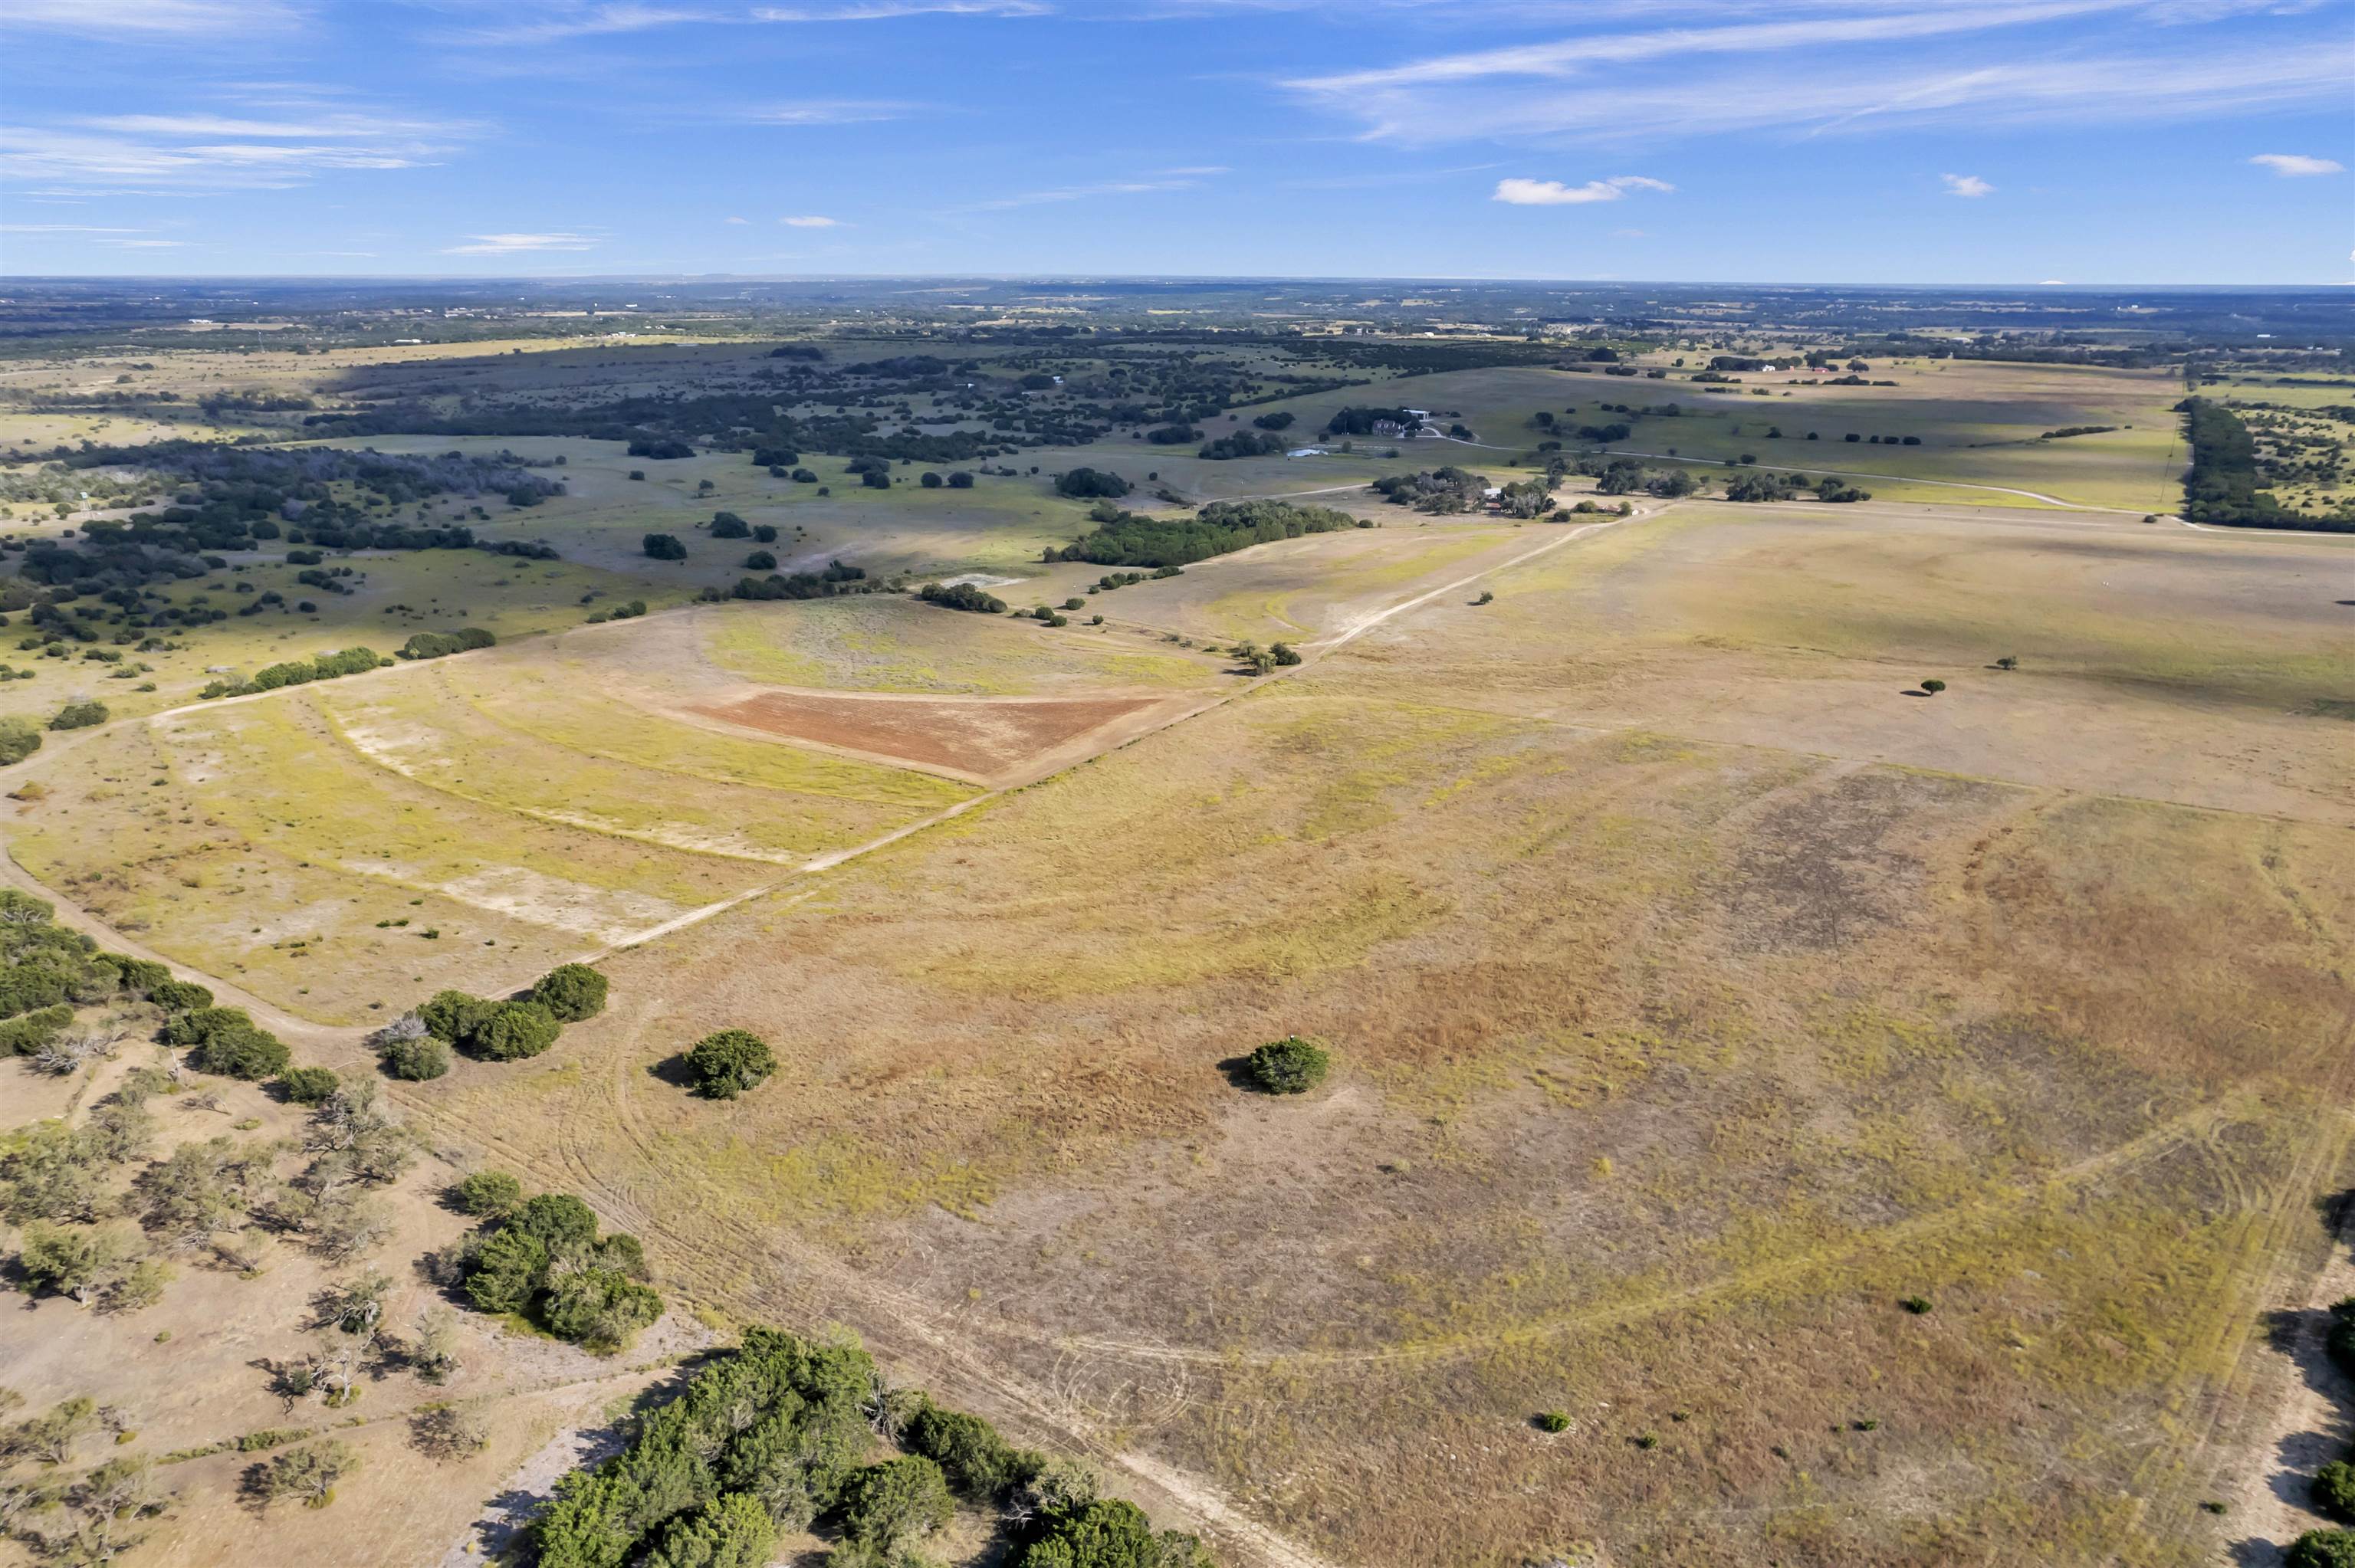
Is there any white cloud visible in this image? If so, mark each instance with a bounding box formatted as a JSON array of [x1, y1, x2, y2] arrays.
[[1494, 174, 1672, 205], [1941, 172, 1994, 196], [4, 0, 302, 35], [751, 2, 1049, 19], [724, 215, 751, 224], [448, 5, 712, 46], [963, 173, 1215, 210], [1282, 5, 2350, 146], [782, 215, 843, 226], [442, 232, 601, 254], [0, 109, 476, 192], [2250, 153, 2345, 176], [744, 100, 911, 124], [103, 238, 192, 248], [2037, 278, 2068, 284]]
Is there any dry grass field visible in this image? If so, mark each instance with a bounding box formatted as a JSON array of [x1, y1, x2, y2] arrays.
[[5, 327, 2353, 1568]]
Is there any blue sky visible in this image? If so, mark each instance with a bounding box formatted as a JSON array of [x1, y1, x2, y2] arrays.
[[2, 0, 2349, 284]]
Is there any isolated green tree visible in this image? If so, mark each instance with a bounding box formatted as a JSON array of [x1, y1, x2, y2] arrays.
[[1920, 677, 1947, 695], [683, 1029, 777, 1099], [642, 533, 688, 562], [1243, 1036, 1329, 1094]]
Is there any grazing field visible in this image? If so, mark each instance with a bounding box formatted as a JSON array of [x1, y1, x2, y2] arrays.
[[5, 310, 2354, 1568], [402, 503, 2353, 1568]]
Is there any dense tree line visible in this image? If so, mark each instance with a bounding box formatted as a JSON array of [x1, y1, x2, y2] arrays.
[[528, 1327, 1211, 1568], [2179, 397, 2355, 530], [918, 582, 1007, 614], [1050, 499, 1363, 568], [1196, 429, 1286, 460], [199, 645, 384, 700], [397, 626, 496, 661]]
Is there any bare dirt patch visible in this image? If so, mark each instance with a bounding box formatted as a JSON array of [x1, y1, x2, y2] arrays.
[[688, 689, 1168, 783]]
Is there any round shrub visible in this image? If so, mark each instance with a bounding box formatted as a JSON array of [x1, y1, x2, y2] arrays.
[[2290, 1531, 2355, 1568], [474, 1001, 561, 1061], [0, 717, 41, 766], [744, 550, 777, 570], [48, 700, 108, 731], [2318, 1462, 2355, 1525], [527, 963, 609, 1023], [148, 978, 213, 1014], [509, 1192, 599, 1252], [385, 1035, 452, 1081], [1243, 1035, 1330, 1094], [2327, 1299, 2355, 1380], [1536, 1411, 1570, 1433], [837, 1456, 952, 1550], [453, 1169, 525, 1218], [279, 1066, 340, 1106], [419, 989, 494, 1045], [683, 1029, 776, 1099]]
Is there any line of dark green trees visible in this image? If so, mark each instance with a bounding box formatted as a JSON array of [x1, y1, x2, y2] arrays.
[[530, 1327, 1212, 1568], [1049, 499, 1365, 569]]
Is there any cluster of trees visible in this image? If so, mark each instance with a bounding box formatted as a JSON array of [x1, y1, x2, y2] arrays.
[[1053, 467, 1132, 500], [397, 626, 496, 661], [1371, 468, 1490, 513], [583, 599, 649, 625], [1051, 498, 1363, 569], [727, 561, 869, 602], [1251, 411, 1296, 431], [529, 1327, 1213, 1568], [1090, 566, 1183, 593], [1323, 406, 1421, 436], [47, 700, 107, 731], [2179, 397, 2355, 531], [399, 963, 608, 1068], [6, 973, 415, 1323], [642, 533, 688, 562], [198, 645, 384, 700], [918, 582, 1008, 614], [916, 470, 976, 488], [437, 1183, 660, 1353], [1196, 429, 1286, 461]]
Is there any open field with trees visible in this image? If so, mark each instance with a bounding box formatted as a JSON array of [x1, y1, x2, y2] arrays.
[[3, 290, 2353, 1568]]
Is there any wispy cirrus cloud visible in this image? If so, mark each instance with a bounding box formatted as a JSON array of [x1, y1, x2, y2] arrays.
[[1283, 0, 2350, 146], [442, 232, 601, 255], [1941, 172, 1994, 195], [1493, 174, 1671, 205], [961, 166, 1221, 211], [4, 0, 304, 35], [782, 215, 845, 226], [445, 5, 713, 46], [742, 100, 913, 124], [0, 107, 481, 192], [2250, 152, 2344, 176]]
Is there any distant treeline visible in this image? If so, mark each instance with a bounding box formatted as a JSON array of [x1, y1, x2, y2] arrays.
[[1051, 498, 1365, 568], [2179, 397, 2355, 532]]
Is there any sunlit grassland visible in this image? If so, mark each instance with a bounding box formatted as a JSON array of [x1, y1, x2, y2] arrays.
[[442, 640, 978, 811], [317, 669, 925, 862], [7, 720, 578, 1022], [698, 595, 1226, 696]]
